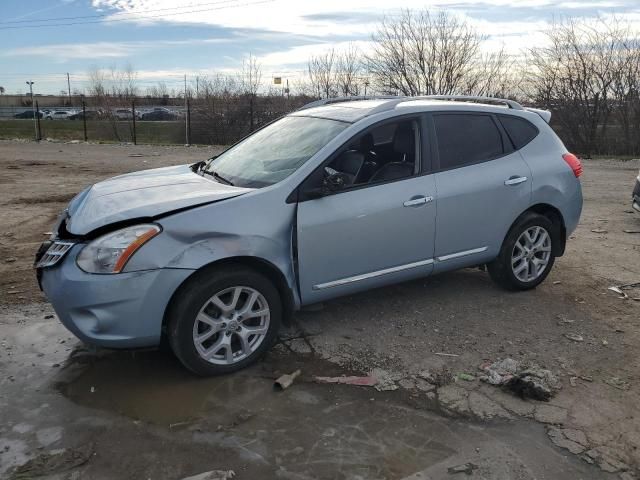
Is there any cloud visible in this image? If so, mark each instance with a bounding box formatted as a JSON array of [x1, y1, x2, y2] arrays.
[[3, 38, 234, 61]]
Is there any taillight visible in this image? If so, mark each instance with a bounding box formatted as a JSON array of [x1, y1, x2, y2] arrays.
[[563, 153, 583, 178]]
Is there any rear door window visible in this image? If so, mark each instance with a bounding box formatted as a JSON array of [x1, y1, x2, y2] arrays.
[[499, 115, 539, 149], [433, 114, 504, 170]]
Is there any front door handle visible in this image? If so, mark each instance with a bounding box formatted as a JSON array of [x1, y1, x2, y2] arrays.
[[504, 176, 528, 186], [403, 195, 433, 207]]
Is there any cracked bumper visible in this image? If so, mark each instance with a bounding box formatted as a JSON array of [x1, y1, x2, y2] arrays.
[[40, 245, 194, 348]]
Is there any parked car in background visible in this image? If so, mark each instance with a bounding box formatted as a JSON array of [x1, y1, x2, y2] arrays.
[[633, 169, 640, 212], [46, 110, 75, 120], [112, 108, 134, 120], [14, 110, 43, 119], [35, 95, 583, 376], [68, 110, 101, 121], [141, 109, 178, 121]]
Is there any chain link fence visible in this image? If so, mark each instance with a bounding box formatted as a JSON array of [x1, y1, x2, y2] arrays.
[[0, 94, 312, 146], [2, 94, 640, 157]]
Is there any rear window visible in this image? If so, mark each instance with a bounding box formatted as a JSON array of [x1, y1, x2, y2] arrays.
[[434, 114, 504, 170], [499, 115, 539, 149]]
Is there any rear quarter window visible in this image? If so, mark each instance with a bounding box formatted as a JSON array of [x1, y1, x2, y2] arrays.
[[499, 115, 539, 150], [433, 113, 504, 170]]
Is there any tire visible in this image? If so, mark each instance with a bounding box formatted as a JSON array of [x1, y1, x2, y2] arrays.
[[167, 265, 282, 376], [487, 212, 557, 291]]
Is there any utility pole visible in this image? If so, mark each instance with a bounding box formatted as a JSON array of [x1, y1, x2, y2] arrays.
[[196, 76, 199, 97], [184, 74, 189, 146], [66, 73, 72, 105], [26, 81, 38, 141]]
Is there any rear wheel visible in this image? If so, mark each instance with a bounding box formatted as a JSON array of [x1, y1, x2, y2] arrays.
[[488, 212, 556, 291], [167, 266, 281, 376]]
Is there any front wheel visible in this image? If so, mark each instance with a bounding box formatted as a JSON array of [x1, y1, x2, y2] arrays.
[[487, 212, 556, 291], [167, 266, 281, 376]]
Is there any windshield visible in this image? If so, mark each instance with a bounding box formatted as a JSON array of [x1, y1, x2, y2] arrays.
[[204, 116, 349, 188]]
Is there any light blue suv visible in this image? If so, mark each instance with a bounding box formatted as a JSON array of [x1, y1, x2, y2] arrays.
[[35, 96, 583, 375]]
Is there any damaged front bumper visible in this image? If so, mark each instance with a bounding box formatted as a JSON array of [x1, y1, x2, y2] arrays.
[[39, 244, 194, 348]]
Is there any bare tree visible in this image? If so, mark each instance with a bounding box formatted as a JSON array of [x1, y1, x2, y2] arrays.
[[87, 66, 106, 97], [462, 48, 521, 98], [241, 53, 262, 96], [335, 44, 364, 96], [608, 24, 640, 155], [0, 86, 5, 95], [367, 10, 482, 95], [241, 54, 262, 131], [308, 49, 337, 98], [526, 17, 639, 155]]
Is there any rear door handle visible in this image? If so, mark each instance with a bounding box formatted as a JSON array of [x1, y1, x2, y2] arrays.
[[504, 176, 528, 186], [403, 195, 433, 207]]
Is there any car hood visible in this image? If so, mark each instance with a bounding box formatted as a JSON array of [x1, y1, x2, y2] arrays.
[[66, 164, 252, 235]]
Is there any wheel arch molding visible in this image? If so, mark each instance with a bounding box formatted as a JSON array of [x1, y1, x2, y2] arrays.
[[161, 256, 296, 342]]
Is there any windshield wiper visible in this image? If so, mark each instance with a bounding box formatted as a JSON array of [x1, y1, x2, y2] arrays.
[[205, 170, 234, 186]]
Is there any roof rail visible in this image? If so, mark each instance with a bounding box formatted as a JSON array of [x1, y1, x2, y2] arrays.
[[297, 95, 403, 111], [296, 94, 525, 114], [421, 95, 524, 110]]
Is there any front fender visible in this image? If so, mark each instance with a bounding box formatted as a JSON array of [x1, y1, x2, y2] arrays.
[[124, 195, 298, 306]]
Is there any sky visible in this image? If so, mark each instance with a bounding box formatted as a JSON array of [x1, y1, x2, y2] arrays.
[[1, 0, 639, 95]]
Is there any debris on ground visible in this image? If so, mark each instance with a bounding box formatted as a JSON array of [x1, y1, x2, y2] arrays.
[[591, 228, 608, 233], [216, 412, 254, 432], [371, 368, 403, 391], [314, 374, 377, 387], [604, 376, 630, 391], [418, 368, 455, 387], [456, 373, 476, 382], [447, 462, 478, 475], [609, 286, 628, 299], [623, 229, 640, 234], [564, 333, 584, 342], [556, 314, 575, 324], [479, 358, 561, 401], [181, 470, 236, 480], [608, 281, 640, 299], [434, 352, 459, 357], [10, 443, 94, 479], [274, 369, 301, 390], [315, 368, 402, 392]]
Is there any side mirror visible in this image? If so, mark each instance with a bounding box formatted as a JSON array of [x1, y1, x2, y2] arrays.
[[191, 160, 206, 173], [322, 166, 350, 193]]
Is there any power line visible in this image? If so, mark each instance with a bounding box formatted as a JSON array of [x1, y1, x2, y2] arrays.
[[0, 0, 242, 24], [0, 0, 274, 30]]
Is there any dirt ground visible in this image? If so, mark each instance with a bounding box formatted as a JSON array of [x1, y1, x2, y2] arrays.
[[0, 139, 639, 479]]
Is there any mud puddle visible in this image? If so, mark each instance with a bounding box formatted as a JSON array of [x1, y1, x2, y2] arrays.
[[52, 348, 610, 479]]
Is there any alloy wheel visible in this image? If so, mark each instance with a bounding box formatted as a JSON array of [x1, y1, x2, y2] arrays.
[[511, 226, 552, 282], [192, 286, 270, 365]]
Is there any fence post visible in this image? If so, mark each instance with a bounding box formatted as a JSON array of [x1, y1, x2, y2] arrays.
[[187, 98, 191, 146], [131, 99, 137, 145], [82, 100, 88, 142], [35, 100, 42, 141]]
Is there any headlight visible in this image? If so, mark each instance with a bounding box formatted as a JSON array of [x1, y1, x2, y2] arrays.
[[77, 224, 161, 274]]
